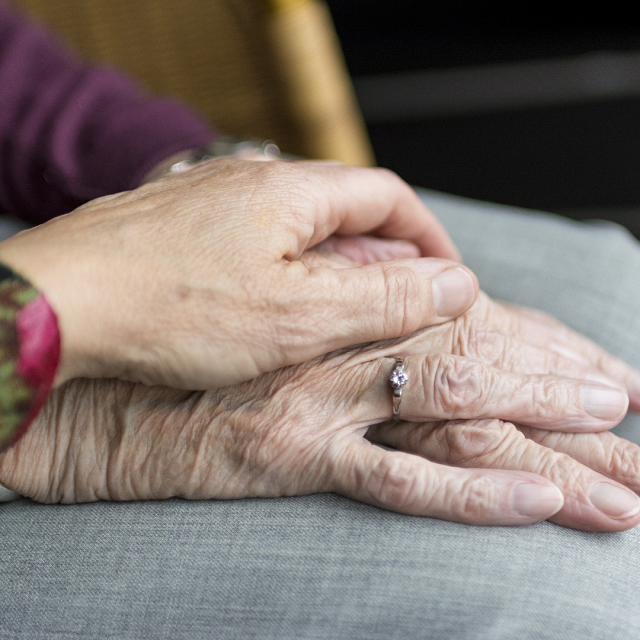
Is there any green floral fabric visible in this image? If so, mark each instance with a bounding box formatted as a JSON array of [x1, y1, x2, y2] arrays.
[[0, 270, 39, 446]]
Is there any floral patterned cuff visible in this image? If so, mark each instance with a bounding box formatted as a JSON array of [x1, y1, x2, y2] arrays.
[[0, 264, 60, 452]]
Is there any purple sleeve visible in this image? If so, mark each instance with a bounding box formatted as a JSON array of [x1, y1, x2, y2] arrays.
[[0, 2, 215, 224]]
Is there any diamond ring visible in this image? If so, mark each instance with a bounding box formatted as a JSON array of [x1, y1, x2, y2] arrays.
[[389, 357, 408, 422]]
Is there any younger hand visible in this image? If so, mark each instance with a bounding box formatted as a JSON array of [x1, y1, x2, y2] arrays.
[[0, 159, 470, 389]]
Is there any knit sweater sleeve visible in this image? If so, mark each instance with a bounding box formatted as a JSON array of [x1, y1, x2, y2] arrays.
[[0, 2, 216, 224]]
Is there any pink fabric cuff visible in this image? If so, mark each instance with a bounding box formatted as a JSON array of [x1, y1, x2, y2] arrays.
[[0, 270, 60, 451]]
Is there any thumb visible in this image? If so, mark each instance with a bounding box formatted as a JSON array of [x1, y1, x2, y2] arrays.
[[305, 258, 478, 352], [329, 439, 564, 526]]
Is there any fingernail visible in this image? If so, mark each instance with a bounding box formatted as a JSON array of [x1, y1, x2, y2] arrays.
[[512, 483, 564, 518], [589, 483, 640, 519], [581, 385, 629, 420], [432, 268, 476, 317]]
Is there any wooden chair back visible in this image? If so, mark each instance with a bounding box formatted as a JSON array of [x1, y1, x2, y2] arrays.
[[11, 0, 374, 165]]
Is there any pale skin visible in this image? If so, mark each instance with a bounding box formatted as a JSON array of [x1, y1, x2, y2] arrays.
[[2, 249, 640, 532], [0, 159, 474, 390], [2, 158, 639, 530]]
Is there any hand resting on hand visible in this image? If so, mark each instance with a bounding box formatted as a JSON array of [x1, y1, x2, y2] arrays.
[[1, 251, 638, 533], [0, 159, 470, 391]]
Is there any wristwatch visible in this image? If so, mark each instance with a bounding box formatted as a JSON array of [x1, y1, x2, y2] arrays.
[[165, 136, 284, 175]]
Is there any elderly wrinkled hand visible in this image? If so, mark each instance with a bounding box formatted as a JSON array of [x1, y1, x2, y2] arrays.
[[2, 250, 639, 532], [367, 292, 640, 531], [0, 159, 470, 391]]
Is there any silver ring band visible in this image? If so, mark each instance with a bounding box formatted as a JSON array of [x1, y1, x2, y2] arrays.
[[389, 357, 409, 422]]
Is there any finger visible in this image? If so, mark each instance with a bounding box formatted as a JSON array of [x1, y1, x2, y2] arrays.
[[517, 426, 640, 495], [352, 294, 622, 386], [300, 237, 421, 270], [315, 235, 421, 264], [290, 162, 461, 260], [299, 248, 359, 270], [362, 355, 629, 432], [472, 296, 640, 410], [327, 437, 563, 525], [513, 306, 640, 411], [275, 260, 478, 364], [367, 419, 640, 532], [448, 318, 624, 386]]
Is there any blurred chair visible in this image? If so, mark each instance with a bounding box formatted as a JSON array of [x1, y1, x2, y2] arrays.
[[11, 0, 374, 166]]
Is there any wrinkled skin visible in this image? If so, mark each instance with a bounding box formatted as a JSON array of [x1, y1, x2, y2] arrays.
[[2, 251, 640, 531], [0, 159, 470, 390]]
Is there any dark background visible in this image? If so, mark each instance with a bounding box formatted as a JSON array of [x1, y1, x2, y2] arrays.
[[326, 1, 640, 235]]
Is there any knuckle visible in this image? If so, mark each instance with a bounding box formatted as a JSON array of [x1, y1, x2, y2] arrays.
[[425, 354, 491, 416], [449, 314, 474, 355], [453, 319, 510, 368], [379, 263, 425, 335], [365, 452, 422, 510], [512, 433, 577, 484], [536, 449, 584, 489], [532, 378, 571, 420], [515, 429, 582, 480], [443, 419, 517, 466], [607, 441, 640, 484], [453, 474, 501, 521]]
